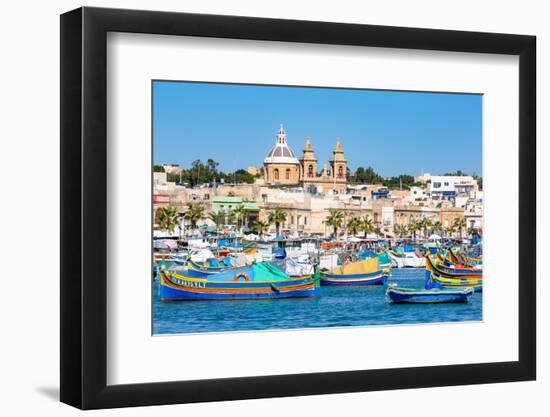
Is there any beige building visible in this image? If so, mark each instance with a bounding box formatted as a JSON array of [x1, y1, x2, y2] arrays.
[[247, 166, 261, 176], [263, 126, 348, 193], [263, 126, 302, 186]]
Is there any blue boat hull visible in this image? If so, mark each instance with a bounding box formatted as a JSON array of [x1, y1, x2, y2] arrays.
[[160, 284, 318, 300], [387, 288, 473, 303], [320, 271, 388, 286], [160, 271, 318, 301]]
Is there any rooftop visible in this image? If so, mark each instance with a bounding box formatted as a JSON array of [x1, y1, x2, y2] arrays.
[[264, 125, 300, 165]]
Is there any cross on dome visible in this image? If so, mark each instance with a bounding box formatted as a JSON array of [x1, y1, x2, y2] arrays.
[[277, 124, 287, 144]]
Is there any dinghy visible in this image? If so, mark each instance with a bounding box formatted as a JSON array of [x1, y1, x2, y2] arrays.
[[386, 284, 474, 304]]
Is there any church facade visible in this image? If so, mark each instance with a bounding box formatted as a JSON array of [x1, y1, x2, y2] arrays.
[[263, 126, 348, 193]]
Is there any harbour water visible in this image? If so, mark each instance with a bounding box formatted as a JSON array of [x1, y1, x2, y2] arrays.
[[152, 268, 482, 335]]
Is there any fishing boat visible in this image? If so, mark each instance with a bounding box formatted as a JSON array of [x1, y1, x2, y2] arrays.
[[185, 257, 236, 277], [386, 284, 474, 304], [425, 254, 482, 278], [426, 270, 483, 292], [358, 250, 391, 269], [320, 257, 387, 286], [159, 262, 318, 300], [377, 251, 392, 270], [447, 248, 483, 267]]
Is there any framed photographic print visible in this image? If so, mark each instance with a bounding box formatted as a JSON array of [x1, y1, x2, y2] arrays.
[[60, 6, 536, 409]]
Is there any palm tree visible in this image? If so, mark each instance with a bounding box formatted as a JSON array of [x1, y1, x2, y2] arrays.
[[445, 225, 456, 238], [252, 220, 269, 238], [453, 217, 466, 238], [233, 205, 248, 232], [360, 215, 375, 238], [209, 210, 226, 229], [183, 203, 205, 230], [268, 209, 287, 236], [408, 218, 421, 241], [347, 216, 362, 236], [156, 206, 180, 234], [394, 223, 408, 238], [431, 220, 443, 235], [225, 208, 236, 226], [325, 209, 344, 239], [419, 217, 432, 239]]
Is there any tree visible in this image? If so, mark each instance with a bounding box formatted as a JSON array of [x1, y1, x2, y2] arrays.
[[206, 159, 219, 174], [325, 209, 344, 238], [445, 225, 456, 238], [226, 209, 236, 226], [360, 215, 375, 238], [233, 205, 248, 232], [419, 217, 432, 239], [443, 170, 467, 176], [183, 203, 204, 229], [153, 165, 165, 173], [209, 210, 226, 229], [156, 206, 179, 234], [394, 223, 408, 238], [218, 169, 257, 185], [268, 209, 287, 236], [353, 166, 384, 184], [383, 174, 418, 190], [408, 218, 421, 240], [453, 217, 466, 238], [347, 216, 362, 236], [477, 176, 483, 191], [252, 220, 269, 238], [431, 221, 443, 235]]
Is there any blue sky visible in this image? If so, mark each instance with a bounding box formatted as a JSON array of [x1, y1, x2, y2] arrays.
[[153, 81, 482, 177]]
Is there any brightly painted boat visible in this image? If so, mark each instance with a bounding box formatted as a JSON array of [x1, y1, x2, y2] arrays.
[[320, 257, 387, 286], [185, 258, 237, 277], [358, 250, 392, 270], [425, 254, 482, 278], [159, 262, 318, 300], [386, 285, 474, 303], [426, 270, 483, 292], [448, 248, 483, 268]]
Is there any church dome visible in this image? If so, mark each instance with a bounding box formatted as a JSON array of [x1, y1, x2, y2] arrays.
[[264, 125, 299, 164]]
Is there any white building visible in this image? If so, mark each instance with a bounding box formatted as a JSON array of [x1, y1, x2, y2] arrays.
[[429, 175, 478, 201], [409, 186, 427, 200]]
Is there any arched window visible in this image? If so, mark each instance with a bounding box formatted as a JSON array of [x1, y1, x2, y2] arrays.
[[338, 166, 344, 178], [286, 168, 291, 180], [274, 169, 279, 180], [308, 165, 313, 177]]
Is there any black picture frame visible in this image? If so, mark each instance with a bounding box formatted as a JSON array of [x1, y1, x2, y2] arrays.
[[60, 6, 536, 410]]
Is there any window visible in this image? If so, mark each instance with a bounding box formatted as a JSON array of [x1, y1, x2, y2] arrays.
[[274, 169, 279, 180], [433, 182, 441, 188], [304, 216, 307, 225], [444, 182, 449, 186], [286, 168, 291, 180], [308, 165, 313, 177], [338, 166, 343, 177]]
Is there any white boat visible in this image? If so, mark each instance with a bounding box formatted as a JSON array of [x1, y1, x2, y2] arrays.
[[285, 255, 315, 277], [389, 251, 426, 268]]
